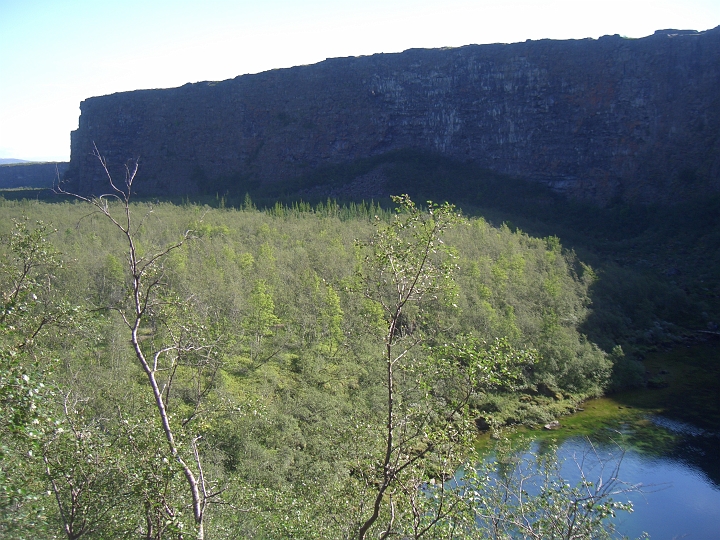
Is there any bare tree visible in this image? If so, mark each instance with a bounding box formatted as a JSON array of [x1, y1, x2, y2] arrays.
[[56, 146, 219, 539], [468, 437, 644, 540]]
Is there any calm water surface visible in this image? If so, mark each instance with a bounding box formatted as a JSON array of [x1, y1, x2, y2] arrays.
[[479, 342, 720, 539], [551, 428, 720, 539]]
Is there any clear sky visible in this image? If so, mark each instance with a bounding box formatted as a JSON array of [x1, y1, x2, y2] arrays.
[[1, 0, 718, 162]]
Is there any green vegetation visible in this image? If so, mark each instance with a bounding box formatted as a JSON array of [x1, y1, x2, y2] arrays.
[[176, 149, 719, 376], [4, 147, 718, 537], [0, 177, 624, 537]]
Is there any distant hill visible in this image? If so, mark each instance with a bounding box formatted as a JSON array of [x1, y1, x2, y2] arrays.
[[0, 158, 29, 165], [0, 162, 69, 189]]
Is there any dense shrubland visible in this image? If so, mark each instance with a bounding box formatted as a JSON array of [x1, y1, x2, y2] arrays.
[[0, 191, 621, 538], [253, 150, 714, 363]]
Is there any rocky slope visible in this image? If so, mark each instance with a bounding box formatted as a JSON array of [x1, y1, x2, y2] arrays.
[[65, 27, 720, 204]]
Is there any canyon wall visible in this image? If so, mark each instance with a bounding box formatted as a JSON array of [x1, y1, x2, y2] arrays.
[[0, 162, 69, 189], [66, 27, 720, 204]]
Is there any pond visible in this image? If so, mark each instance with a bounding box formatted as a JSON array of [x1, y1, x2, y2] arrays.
[[476, 341, 720, 539]]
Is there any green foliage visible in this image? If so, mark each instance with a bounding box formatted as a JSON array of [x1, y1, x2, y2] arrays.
[[607, 345, 645, 393], [199, 148, 720, 371], [341, 195, 556, 539], [0, 191, 629, 538], [243, 280, 281, 343], [0, 218, 65, 538], [352, 195, 468, 538], [447, 218, 611, 398], [42, 403, 134, 539], [436, 336, 535, 392]]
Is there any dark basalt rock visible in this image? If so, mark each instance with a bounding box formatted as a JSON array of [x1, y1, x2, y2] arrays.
[[0, 162, 69, 189], [64, 27, 720, 205], [475, 416, 491, 432]]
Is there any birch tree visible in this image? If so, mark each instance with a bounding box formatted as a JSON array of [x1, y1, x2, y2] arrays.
[[56, 147, 221, 539], [354, 196, 468, 539]]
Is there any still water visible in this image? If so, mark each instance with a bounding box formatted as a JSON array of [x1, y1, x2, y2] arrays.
[[547, 424, 720, 539], [478, 342, 720, 539]]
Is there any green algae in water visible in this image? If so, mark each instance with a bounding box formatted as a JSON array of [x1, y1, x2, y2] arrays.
[[478, 397, 684, 458], [472, 343, 720, 538], [479, 341, 720, 451]]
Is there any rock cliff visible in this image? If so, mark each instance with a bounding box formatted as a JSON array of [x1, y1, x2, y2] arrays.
[[0, 162, 69, 189], [66, 27, 720, 204]]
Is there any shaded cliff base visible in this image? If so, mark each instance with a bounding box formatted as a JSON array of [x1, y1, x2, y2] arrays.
[[191, 148, 719, 208], [9, 148, 720, 367], [126, 149, 720, 361], [0, 161, 69, 189]]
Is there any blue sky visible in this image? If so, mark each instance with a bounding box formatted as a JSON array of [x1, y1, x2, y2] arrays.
[[1, 0, 718, 162]]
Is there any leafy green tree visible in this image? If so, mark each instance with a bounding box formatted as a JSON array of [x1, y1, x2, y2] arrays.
[[42, 394, 132, 540], [0, 218, 68, 538], [242, 279, 282, 367], [317, 282, 344, 354], [351, 196, 533, 539]]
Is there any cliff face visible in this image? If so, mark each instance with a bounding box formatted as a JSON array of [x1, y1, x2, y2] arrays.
[[67, 28, 720, 204], [0, 162, 69, 189]]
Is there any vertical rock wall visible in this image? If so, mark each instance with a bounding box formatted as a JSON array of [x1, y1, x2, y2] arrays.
[[66, 27, 720, 204], [0, 162, 69, 189]]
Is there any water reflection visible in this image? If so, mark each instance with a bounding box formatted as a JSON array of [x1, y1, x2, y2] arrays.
[[609, 444, 720, 539], [648, 417, 720, 490], [474, 436, 638, 539], [480, 417, 720, 539]]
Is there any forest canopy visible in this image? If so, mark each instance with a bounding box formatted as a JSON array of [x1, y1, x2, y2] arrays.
[[0, 189, 617, 538]]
